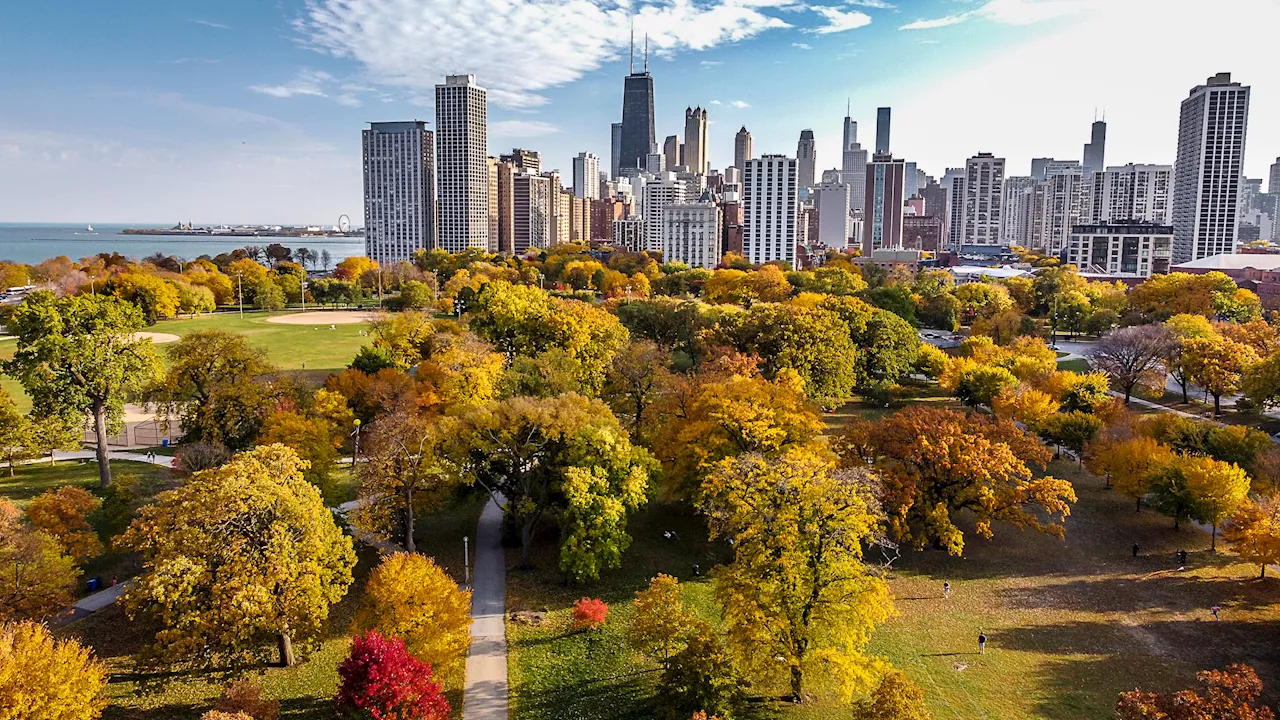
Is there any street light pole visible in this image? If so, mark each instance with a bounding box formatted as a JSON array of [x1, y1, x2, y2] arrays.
[[235, 271, 244, 319], [351, 418, 361, 468], [463, 536, 470, 585]]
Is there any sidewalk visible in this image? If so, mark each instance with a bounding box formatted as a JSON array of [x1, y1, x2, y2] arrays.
[[463, 496, 509, 720]]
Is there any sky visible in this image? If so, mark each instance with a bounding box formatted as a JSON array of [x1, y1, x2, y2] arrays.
[[2, 0, 1278, 225]]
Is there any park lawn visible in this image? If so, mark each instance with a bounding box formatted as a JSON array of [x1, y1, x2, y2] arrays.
[[1057, 358, 1091, 373], [150, 311, 371, 374], [0, 459, 165, 506], [822, 383, 967, 433], [59, 493, 487, 720]]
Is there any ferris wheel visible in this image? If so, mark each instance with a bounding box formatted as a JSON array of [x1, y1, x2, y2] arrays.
[[338, 214, 351, 233]]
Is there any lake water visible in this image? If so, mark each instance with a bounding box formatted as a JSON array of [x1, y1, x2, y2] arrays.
[[0, 224, 367, 265]]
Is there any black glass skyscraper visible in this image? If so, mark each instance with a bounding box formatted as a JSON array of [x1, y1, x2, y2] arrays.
[[620, 73, 654, 175]]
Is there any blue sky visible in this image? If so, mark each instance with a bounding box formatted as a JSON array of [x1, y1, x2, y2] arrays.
[[2, 0, 1277, 224]]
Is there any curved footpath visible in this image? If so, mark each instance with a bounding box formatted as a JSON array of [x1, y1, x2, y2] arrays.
[[463, 497, 509, 720]]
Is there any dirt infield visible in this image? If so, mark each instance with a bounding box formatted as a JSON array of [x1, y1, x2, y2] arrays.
[[132, 332, 180, 344], [265, 311, 377, 325]]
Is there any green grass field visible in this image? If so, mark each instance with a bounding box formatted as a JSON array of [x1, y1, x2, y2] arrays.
[[0, 459, 166, 506], [151, 311, 372, 374]]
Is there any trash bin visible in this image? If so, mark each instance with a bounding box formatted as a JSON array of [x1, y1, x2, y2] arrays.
[[87, 577, 101, 592], [161, 439, 169, 447]]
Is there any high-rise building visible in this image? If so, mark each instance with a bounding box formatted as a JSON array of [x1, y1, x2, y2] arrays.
[[610, 122, 623, 179], [572, 152, 601, 200], [955, 153, 1005, 248], [863, 153, 906, 254], [1031, 168, 1085, 254], [743, 155, 799, 265], [1270, 158, 1280, 194], [875, 107, 891, 154], [842, 110, 857, 158], [814, 180, 851, 248], [797, 130, 817, 189], [612, 218, 645, 251], [663, 135, 683, 171], [511, 172, 552, 253], [1082, 119, 1107, 178], [494, 159, 515, 254], [1173, 72, 1251, 263], [620, 37, 656, 175], [663, 201, 722, 269], [1066, 222, 1173, 277], [642, 175, 687, 253], [362, 121, 435, 265], [434, 74, 489, 253], [921, 180, 948, 233], [903, 215, 945, 252], [684, 107, 708, 175], [499, 148, 541, 174], [734, 126, 752, 170], [1001, 176, 1037, 247], [1086, 164, 1173, 225], [905, 161, 919, 199], [486, 157, 500, 253]]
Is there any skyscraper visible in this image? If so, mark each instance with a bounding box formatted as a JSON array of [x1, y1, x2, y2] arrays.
[[842, 108, 857, 158], [815, 180, 851, 248], [511, 172, 552, 253], [1086, 164, 1173, 225], [434, 74, 489, 253], [663, 135, 683, 171], [642, 175, 687, 253], [955, 153, 1005, 248], [572, 152, 600, 200], [875, 107, 891, 154], [499, 148, 541, 174], [1082, 119, 1106, 178], [619, 36, 655, 175], [1172, 72, 1250, 263], [796, 130, 817, 190], [863, 153, 905, 254], [743, 155, 798, 265], [1001, 176, 1037, 247], [841, 119, 868, 214], [610, 122, 623, 179], [1269, 157, 1280, 194], [362, 121, 435, 265], [734, 126, 753, 170], [684, 107, 708, 175]]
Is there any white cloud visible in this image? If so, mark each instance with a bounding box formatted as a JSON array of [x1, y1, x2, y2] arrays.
[[168, 57, 220, 65], [700, 60, 725, 67], [729, 100, 751, 108], [792, 42, 814, 49], [297, 0, 791, 109], [807, 6, 873, 33], [899, 13, 971, 29], [709, 99, 724, 105], [900, 0, 1087, 29], [490, 120, 561, 137], [189, 19, 231, 30], [250, 69, 335, 99], [847, 0, 895, 7], [918, 39, 941, 44]]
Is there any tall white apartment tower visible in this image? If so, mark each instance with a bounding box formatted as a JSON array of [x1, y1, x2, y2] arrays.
[[573, 152, 600, 200], [642, 175, 687, 253], [362, 121, 436, 265], [1001, 176, 1037, 247], [1086, 164, 1173, 225], [662, 202, 723, 269], [743, 155, 799, 265], [1172, 72, 1250, 263], [957, 153, 1005, 248], [434, 74, 489, 253]]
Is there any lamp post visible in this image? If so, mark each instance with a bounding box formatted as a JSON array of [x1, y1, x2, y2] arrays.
[[350, 418, 361, 468], [235, 271, 244, 319], [463, 536, 470, 585]]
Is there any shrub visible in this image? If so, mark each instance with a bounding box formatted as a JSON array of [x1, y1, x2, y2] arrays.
[[215, 678, 279, 720], [335, 631, 449, 720], [571, 597, 609, 631]]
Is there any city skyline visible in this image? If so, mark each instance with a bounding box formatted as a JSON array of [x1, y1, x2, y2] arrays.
[[3, 0, 1280, 223]]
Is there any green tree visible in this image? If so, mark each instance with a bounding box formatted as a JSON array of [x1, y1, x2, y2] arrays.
[[656, 622, 745, 720], [1037, 411, 1103, 464], [0, 390, 33, 476], [721, 304, 858, 402], [117, 444, 356, 670], [4, 292, 159, 488], [954, 365, 1018, 408], [701, 444, 891, 702]]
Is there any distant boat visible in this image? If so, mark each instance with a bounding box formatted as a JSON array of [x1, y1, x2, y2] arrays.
[[86, 224, 94, 232]]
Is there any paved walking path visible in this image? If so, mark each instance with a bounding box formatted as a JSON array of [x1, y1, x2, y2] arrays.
[[463, 496, 509, 720]]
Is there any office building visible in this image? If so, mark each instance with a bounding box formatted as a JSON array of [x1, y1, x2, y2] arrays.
[[512, 173, 552, 253], [842, 111, 857, 160], [1270, 158, 1280, 194], [904, 215, 945, 252], [610, 122, 623, 179], [663, 135, 683, 171], [1066, 222, 1173, 277], [954, 153, 1005, 248], [1173, 72, 1251, 263], [1001, 176, 1037, 247], [814, 180, 852, 248], [645, 150, 664, 175], [743, 155, 799, 265], [797, 129, 817, 189], [1086, 164, 1173, 225], [434, 74, 489, 253], [905, 161, 919, 200], [486, 157, 500, 253], [362, 121, 435, 265], [642, 175, 688, 253], [619, 39, 656, 175], [875, 107, 891, 154], [734, 126, 753, 170], [841, 111, 868, 211], [1031, 158, 1080, 181], [1082, 119, 1106, 178], [863, 153, 906, 254], [500, 148, 540, 174], [572, 152, 600, 200], [684, 107, 708, 175], [494, 159, 515, 253], [1032, 168, 1085, 254], [663, 201, 722, 268], [921, 180, 948, 233]]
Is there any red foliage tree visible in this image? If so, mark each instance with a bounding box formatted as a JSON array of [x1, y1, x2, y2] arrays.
[[335, 631, 450, 720], [1116, 664, 1276, 720], [571, 598, 609, 631]]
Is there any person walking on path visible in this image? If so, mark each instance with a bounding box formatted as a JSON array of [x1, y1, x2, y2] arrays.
[[943, 581, 951, 599], [978, 630, 987, 655], [1210, 605, 1221, 621], [1132, 543, 1139, 558]]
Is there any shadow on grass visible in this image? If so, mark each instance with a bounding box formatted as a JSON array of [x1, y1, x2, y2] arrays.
[[511, 669, 659, 720]]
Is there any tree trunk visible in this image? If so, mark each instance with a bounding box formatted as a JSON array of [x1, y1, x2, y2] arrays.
[[93, 399, 112, 489], [1211, 523, 1217, 551], [1136, 496, 1142, 512], [404, 486, 416, 554], [790, 664, 803, 702], [1124, 386, 1132, 404], [1261, 564, 1267, 579], [1174, 515, 1180, 531], [278, 632, 296, 667], [520, 521, 535, 568], [1213, 393, 1222, 417], [7, 458, 12, 477], [1179, 377, 1189, 403]]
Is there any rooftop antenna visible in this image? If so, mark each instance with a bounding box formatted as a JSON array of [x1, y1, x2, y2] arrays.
[[846, 97, 850, 116], [644, 33, 649, 73], [629, 19, 635, 74]]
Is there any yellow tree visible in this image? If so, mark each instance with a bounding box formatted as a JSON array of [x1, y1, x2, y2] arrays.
[[853, 407, 1075, 556], [701, 443, 892, 703], [1164, 313, 1215, 403], [117, 444, 356, 670], [627, 574, 698, 668], [0, 621, 107, 720], [852, 669, 934, 720], [353, 553, 472, 685], [1182, 335, 1259, 416], [1099, 437, 1178, 511], [1224, 496, 1280, 578], [1185, 457, 1251, 550], [0, 498, 78, 622], [992, 385, 1059, 430], [415, 331, 506, 413], [26, 487, 103, 563]]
